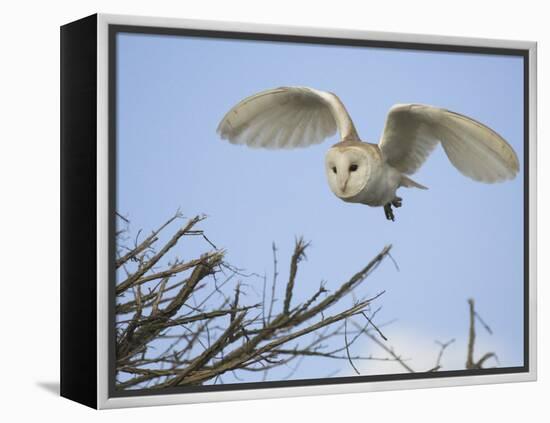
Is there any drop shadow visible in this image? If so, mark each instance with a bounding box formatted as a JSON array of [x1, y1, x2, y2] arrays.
[[36, 381, 60, 396]]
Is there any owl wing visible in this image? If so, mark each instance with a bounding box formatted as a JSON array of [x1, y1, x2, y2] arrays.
[[217, 87, 359, 149], [378, 104, 519, 183]]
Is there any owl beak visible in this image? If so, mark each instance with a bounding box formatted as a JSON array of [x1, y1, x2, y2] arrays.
[[338, 175, 349, 193]]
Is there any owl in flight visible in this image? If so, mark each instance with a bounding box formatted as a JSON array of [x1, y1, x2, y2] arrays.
[[217, 87, 519, 221]]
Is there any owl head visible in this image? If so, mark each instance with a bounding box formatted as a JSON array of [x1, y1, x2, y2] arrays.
[[325, 145, 371, 199]]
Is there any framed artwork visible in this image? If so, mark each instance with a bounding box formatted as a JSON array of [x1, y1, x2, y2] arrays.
[[60, 14, 537, 409]]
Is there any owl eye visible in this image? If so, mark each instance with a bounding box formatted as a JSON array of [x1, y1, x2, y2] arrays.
[[332, 166, 337, 174], [349, 164, 358, 172]]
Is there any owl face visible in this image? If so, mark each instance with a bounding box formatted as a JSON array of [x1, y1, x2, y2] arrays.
[[325, 146, 370, 199]]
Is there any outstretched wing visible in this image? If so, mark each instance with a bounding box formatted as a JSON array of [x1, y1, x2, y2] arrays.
[[378, 104, 519, 183], [217, 87, 359, 149]]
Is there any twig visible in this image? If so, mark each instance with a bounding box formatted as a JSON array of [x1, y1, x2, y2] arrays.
[[344, 319, 360, 375], [283, 238, 308, 314], [267, 242, 278, 323], [428, 338, 455, 372], [360, 309, 388, 341]]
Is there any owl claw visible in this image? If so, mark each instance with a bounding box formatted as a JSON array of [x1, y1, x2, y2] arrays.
[[392, 197, 402, 208], [384, 204, 395, 221]]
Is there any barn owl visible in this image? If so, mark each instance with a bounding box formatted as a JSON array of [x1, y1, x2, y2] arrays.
[[217, 87, 519, 221]]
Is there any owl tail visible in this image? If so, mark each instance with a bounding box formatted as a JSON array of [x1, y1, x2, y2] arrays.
[[400, 175, 428, 190]]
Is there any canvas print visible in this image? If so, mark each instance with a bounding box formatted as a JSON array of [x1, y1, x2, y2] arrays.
[[113, 30, 525, 393]]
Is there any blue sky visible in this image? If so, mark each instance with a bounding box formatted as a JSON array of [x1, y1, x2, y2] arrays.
[[116, 32, 524, 383]]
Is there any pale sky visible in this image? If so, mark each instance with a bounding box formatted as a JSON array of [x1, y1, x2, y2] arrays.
[[116, 31, 525, 384]]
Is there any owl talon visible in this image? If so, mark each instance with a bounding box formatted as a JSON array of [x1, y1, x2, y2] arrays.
[[384, 204, 395, 221], [392, 197, 403, 208]]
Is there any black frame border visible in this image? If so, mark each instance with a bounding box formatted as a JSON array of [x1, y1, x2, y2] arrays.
[[107, 24, 530, 399], [60, 14, 98, 409]]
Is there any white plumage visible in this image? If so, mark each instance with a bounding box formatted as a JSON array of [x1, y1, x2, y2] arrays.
[[217, 86, 519, 221]]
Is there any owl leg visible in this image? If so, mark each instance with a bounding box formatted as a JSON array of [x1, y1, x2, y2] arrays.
[[384, 197, 402, 221], [384, 203, 395, 221]]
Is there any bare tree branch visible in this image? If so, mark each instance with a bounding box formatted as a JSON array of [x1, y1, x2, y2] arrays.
[[114, 212, 393, 390], [114, 212, 499, 390], [466, 298, 497, 370], [283, 237, 309, 314]]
